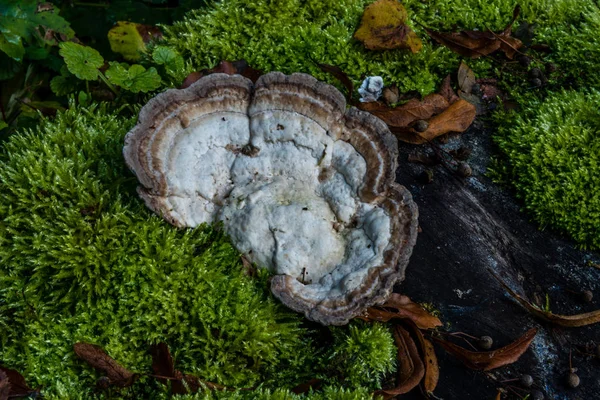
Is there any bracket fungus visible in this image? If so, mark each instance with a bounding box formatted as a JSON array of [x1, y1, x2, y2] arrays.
[[124, 72, 418, 325]]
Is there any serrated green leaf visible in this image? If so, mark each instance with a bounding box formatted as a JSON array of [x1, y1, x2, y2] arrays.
[[50, 75, 78, 96], [59, 42, 104, 81], [152, 45, 184, 78], [105, 62, 161, 93]]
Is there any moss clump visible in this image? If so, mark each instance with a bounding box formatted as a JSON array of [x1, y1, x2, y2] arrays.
[[492, 90, 600, 249], [0, 103, 395, 398], [160, 0, 600, 95]]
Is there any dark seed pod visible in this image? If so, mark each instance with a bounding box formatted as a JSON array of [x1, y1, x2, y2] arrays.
[[518, 55, 532, 67], [520, 374, 534, 388], [531, 390, 544, 400], [545, 63, 557, 74], [478, 335, 493, 350], [414, 119, 429, 132], [567, 372, 580, 388], [456, 162, 472, 178], [581, 290, 593, 303], [530, 78, 543, 87], [529, 68, 542, 78]]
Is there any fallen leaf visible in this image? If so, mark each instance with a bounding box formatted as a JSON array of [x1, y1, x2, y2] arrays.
[[477, 78, 502, 100], [315, 62, 354, 101], [354, 0, 422, 53], [150, 343, 187, 394], [0, 366, 33, 398], [391, 99, 476, 144], [404, 322, 439, 394], [73, 343, 137, 387], [180, 60, 263, 89], [457, 61, 476, 94], [491, 272, 600, 327], [181, 374, 226, 392], [358, 94, 448, 128], [432, 328, 537, 371], [424, 6, 522, 59], [358, 293, 443, 329], [495, 390, 502, 400], [438, 74, 459, 104], [108, 21, 162, 61], [375, 325, 424, 399]]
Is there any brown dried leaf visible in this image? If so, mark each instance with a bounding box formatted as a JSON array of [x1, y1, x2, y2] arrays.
[[73, 343, 137, 387], [492, 273, 600, 327], [0, 366, 32, 398], [359, 293, 443, 329], [457, 61, 476, 94], [375, 325, 424, 399], [182, 374, 226, 392], [393, 99, 476, 144], [358, 94, 448, 128], [439, 74, 459, 104], [404, 322, 439, 394], [354, 0, 422, 53], [424, 6, 522, 59], [180, 60, 264, 89], [316, 63, 354, 101], [433, 328, 537, 371], [150, 343, 187, 394]]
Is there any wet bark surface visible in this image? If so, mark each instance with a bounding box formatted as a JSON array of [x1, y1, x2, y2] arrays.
[[394, 124, 600, 400]]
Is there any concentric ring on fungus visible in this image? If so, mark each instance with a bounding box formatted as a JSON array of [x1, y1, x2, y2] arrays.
[[124, 72, 418, 325]]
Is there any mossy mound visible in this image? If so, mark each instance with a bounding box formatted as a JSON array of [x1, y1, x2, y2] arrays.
[[493, 90, 600, 249], [0, 104, 395, 398], [161, 0, 600, 95]]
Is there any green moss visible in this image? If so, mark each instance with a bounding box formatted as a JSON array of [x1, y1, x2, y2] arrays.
[[0, 103, 395, 398], [492, 90, 600, 249], [160, 0, 600, 95]]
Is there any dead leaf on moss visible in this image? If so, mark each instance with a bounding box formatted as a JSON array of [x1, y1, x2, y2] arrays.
[[375, 325, 424, 398], [74, 343, 137, 387], [0, 366, 36, 399], [358, 293, 443, 329], [180, 60, 264, 89], [315, 62, 354, 102], [358, 93, 448, 128], [424, 5, 522, 59], [354, 0, 422, 53], [391, 99, 476, 144], [433, 328, 537, 371], [404, 322, 439, 394], [457, 61, 476, 94], [491, 272, 600, 327], [439, 74, 459, 104]]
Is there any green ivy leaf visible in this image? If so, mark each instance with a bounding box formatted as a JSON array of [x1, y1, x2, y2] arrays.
[[105, 62, 161, 93], [59, 42, 104, 81]]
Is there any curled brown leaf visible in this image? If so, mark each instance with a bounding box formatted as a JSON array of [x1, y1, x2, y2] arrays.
[[315, 63, 354, 102], [0, 366, 35, 399], [375, 325, 424, 399], [491, 272, 600, 327], [358, 94, 448, 128], [433, 328, 537, 371], [424, 6, 522, 59], [358, 293, 442, 330], [73, 343, 137, 387]]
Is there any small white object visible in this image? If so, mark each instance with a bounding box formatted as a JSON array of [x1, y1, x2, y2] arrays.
[[358, 76, 384, 102]]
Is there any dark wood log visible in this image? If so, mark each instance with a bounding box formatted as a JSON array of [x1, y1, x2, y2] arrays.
[[395, 124, 600, 399]]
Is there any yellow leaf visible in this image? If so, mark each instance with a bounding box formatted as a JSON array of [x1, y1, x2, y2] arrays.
[[354, 0, 422, 53], [108, 21, 162, 61]]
